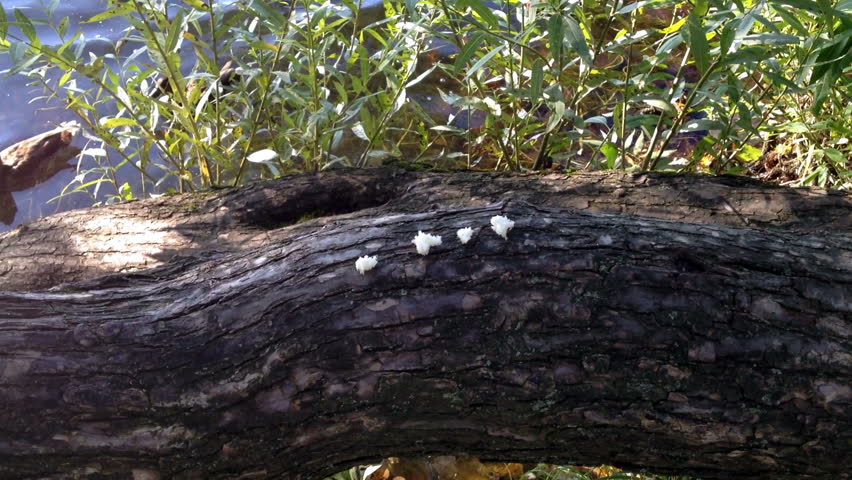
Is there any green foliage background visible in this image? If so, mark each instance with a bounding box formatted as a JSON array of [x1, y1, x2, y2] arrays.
[[1, 0, 850, 206]]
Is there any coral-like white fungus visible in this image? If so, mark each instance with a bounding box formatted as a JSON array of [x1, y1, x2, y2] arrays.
[[412, 231, 442, 255], [490, 215, 515, 239], [355, 255, 378, 275], [457, 227, 474, 244]]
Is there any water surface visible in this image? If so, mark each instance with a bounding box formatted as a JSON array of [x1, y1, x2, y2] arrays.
[[1, 0, 129, 232]]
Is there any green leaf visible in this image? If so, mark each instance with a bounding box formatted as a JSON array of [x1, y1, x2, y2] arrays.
[[816, 0, 835, 22], [719, 22, 735, 56], [736, 144, 762, 163], [657, 34, 683, 55], [64, 90, 97, 113], [683, 13, 710, 73], [58, 69, 73, 87], [467, 0, 499, 28], [731, 2, 761, 52], [393, 88, 407, 114], [0, 6, 9, 41], [660, 17, 687, 35], [57, 16, 69, 38], [736, 101, 754, 130], [64, 178, 113, 196], [546, 101, 565, 133], [563, 15, 592, 69], [184, 0, 210, 10], [100, 117, 137, 128], [75, 57, 104, 78], [801, 164, 828, 186], [640, 97, 677, 115], [821, 148, 846, 165], [465, 44, 505, 80], [454, 32, 486, 72], [82, 3, 135, 23], [119, 182, 134, 201], [741, 33, 800, 45], [165, 8, 186, 54], [762, 71, 802, 91], [810, 46, 850, 113], [249, 0, 288, 30], [809, 30, 852, 85], [7, 52, 40, 74], [548, 14, 564, 64], [721, 46, 771, 65], [529, 59, 544, 100], [13, 9, 37, 44], [626, 114, 664, 128], [248, 39, 277, 52], [773, 8, 808, 35], [405, 64, 437, 89], [601, 141, 618, 169]]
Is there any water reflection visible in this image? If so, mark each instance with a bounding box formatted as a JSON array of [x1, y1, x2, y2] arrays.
[[0, 0, 129, 232], [0, 122, 81, 225]]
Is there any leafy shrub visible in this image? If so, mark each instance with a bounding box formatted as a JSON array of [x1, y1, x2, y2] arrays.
[[1, 0, 850, 209]]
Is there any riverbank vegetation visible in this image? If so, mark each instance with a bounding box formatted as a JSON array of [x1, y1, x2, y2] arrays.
[[1, 0, 851, 206], [2, 1, 848, 476]]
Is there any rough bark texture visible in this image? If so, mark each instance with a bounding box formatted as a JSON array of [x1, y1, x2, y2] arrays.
[[2, 168, 850, 291], [0, 169, 850, 480]]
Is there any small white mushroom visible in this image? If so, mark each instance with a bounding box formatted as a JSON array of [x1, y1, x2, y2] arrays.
[[457, 227, 474, 244], [490, 215, 515, 239], [355, 255, 378, 275], [412, 231, 442, 255]]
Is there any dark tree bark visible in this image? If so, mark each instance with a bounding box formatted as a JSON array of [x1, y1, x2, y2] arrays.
[[2, 168, 850, 291], [0, 169, 850, 480]]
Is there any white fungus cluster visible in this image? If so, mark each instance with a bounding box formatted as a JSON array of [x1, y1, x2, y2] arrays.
[[355, 255, 378, 274], [354, 215, 516, 273], [490, 215, 515, 239], [412, 231, 443, 256], [457, 227, 474, 244]]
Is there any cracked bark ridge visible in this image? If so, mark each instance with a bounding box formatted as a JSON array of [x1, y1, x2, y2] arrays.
[[1, 168, 851, 291], [0, 192, 850, 479]]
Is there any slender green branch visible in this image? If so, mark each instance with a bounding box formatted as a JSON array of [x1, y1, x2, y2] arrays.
[[647, 58, 720, 171], [438, 0, 514, 169], [356, 27, 426, 167], [208, 1, 225, 185], [132, 0, 215, 186], [641, 45, 692, 171], [232, 0, 294, 186]]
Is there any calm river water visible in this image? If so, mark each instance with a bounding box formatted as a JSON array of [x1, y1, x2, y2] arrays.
[[0, 0, 133, 232]]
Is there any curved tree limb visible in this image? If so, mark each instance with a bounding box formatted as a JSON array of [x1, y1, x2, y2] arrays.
[[1, 168, 850, 291], [0, 194, 850, 479]]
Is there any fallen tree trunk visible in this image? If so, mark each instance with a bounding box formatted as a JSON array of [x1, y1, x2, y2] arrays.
[[2, 168, 850, 291], [0, 170, 850, 479]]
